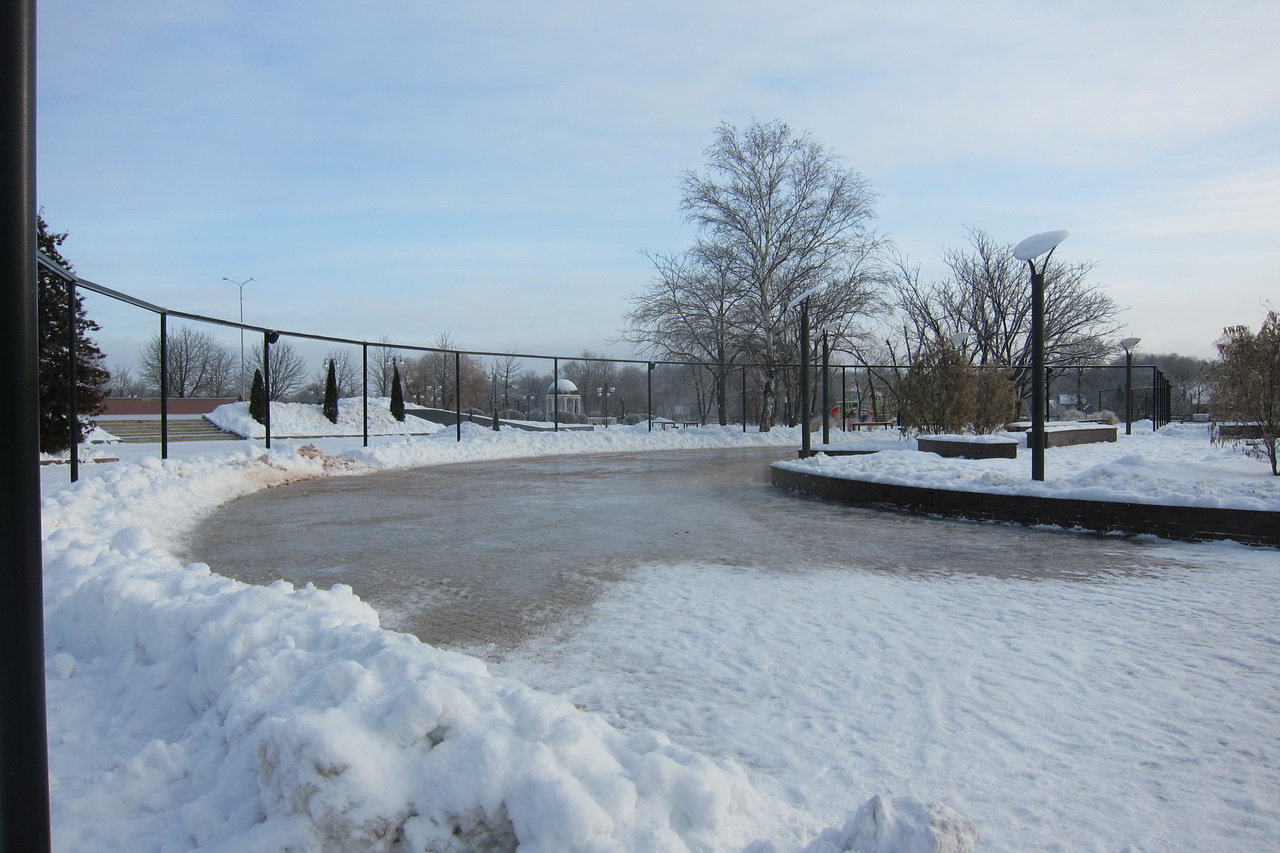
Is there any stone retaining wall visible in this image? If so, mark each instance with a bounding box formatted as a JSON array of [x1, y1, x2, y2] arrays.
[[917, 437, 1018, 459], [770, 466, 1279, 546]]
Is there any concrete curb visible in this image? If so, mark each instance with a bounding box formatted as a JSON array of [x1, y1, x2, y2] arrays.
[[770, 465, 1280, 547]]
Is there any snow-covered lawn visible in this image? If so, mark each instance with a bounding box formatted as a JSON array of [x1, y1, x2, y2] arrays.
[[38, 417, 1279, 851]]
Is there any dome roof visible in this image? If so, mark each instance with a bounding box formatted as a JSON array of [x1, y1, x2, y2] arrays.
[[548, 379, 579, 394]]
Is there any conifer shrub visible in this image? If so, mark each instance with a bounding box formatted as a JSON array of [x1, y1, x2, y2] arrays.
[[323, 360, 339, 424], [390, 365, 405, 422], [249, 369, 267, 425]]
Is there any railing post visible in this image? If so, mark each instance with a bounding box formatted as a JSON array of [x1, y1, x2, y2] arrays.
[[454, 350, 461, 441], [67, 275, 79, 482], [647, 361, 654, 431], [263, 331, 276, 449], [553, 357, 560, 432], [159, 312, 169, 458], [1, 0, 53, 846], [362, 342, 368, 447]]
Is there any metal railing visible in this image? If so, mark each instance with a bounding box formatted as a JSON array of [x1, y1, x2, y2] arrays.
[[42, 253, 1170, 481]]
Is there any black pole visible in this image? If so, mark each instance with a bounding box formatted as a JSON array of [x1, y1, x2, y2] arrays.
[[821, 331, 831, 447], [361, 343, 368, 447], [799, 297, 813, 456], [741, 365, 747, 433], [841, 365, 847, 430], [67, 276, 79, 482], [553, 358, 560, 432], [159, 313, 169, 458], [647, 361, 654, 431], [263, 331, 274, 449], [1030, 261, 1046, 481], [454, 350, 461, 441], [1125, 350, 1134, 435], [1, 0, 53, 845]]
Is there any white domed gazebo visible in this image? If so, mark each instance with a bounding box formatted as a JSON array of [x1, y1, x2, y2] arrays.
[[546, 379, 583, 416]]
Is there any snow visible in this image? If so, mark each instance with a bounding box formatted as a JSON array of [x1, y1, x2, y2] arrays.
[[780, 421, 1280, 512], [37, 417, 1280, 851], [206, 398, 441, 438]]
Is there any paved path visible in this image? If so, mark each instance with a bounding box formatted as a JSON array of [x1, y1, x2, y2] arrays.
[[181, 448, 1198, 652]]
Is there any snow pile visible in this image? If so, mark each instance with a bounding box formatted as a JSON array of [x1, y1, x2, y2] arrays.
[[41, 430, 977, 852], [207, 398, 440, 438], [780, 421, 1280, 512], [807, 797, 979, 853]]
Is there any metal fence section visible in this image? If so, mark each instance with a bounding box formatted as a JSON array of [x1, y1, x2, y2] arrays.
[[41, 255, 1170, 481]]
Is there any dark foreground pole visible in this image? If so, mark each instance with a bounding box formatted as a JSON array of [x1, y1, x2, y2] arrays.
[[1030, 263, 1046, 480], [67, 276, 79, 482], [0, 0, 54, 848]]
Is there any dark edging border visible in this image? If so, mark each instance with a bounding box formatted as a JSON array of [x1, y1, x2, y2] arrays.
[[770, 465, 1280, 547]]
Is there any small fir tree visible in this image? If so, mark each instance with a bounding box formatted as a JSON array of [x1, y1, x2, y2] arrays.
[[37, 215, 110, 454], [390, 365, 405, 422], [249, 369, 267, 425], [323, 359, 339, 424]]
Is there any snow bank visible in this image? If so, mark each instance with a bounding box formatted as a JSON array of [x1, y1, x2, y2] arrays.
[[41, 428, 976, 852], [779, 422, 1280, 512], [207, 398, 439, 438]]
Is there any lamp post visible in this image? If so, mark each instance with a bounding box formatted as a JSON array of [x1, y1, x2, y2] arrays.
[[1119, 337, 1141, 435], [223, 276, 254, 400], [596, 386, 615, 427], [1013, 230, 1069, 482], [787, 283, 830, 457], [819, 321, 846, 447]]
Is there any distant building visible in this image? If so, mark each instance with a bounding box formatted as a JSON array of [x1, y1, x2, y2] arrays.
[[546, 379, 583, 416]]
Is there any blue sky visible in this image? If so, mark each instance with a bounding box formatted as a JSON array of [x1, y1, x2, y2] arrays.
[[37, 0, 1280, 372]]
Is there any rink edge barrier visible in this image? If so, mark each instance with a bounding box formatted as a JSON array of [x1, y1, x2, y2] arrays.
[[770, 465, 1280, 547]]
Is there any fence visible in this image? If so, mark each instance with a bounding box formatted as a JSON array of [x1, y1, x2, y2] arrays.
[[40, 253, 1170, 483]]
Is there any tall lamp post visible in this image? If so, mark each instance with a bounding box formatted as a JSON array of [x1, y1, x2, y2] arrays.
[[596, 386, 615, 427], [1119, 336, 1141, 435], [819, 321, 847, 447], [787, 282, 829, 457], [223, 276, 253, 400], [1013, 230, 1069, 482]]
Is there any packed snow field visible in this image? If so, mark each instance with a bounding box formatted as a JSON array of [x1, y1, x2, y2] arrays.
[[39, 404, 1279, 851]]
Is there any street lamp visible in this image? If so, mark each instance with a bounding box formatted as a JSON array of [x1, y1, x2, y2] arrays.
[[787, 283, 829, 456], [819, 320, 846, 447], [596, 386, 615, 427], [223, 276, 254, 400], [1013, 229, 1069, 482], [1119, 336, 1142, 435]]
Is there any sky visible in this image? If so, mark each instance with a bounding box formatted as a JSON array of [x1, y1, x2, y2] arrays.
[[36, 0, 1280, 375]]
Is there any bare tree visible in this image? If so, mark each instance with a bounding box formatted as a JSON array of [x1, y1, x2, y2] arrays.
[[403, 334, 487, 410], [675, 119, 885, 429], [625, 244, 744, 424], [318, 348, 361, 398], [139, 326, 237, 398], [1210, 311, 1280, 475], [110, 363, 147, 398], [249, 338, 308, 401], [489, 352, 522, 412], [890, 227, 1121, 410], [368, 336, 397, 397]]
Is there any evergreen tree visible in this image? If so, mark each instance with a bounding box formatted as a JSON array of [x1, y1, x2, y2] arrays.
[[323, 359, 339, 423], [37, 215, 110, 454], [390, 364, 406, 422], [249, 369, 267, 425]]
